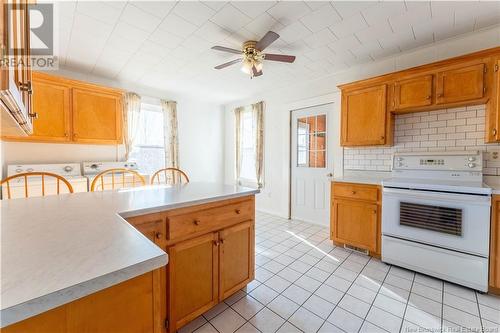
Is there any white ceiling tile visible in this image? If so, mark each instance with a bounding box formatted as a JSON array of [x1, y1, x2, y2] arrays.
[[76, 2, 122, 24], [172, 2, 216, 27], [158, 14, 199, 38], [194, 21, 232, 43], [430, 1, 455, 19], [399, 33, 433, 52], [303, 28, 337, 48], [139, 40, 172, 58], [56, 1, 76, 19], [370, 45, 400, 60], [182, 35, 214, 53], [305, 1, 330, 11], [210, 4, 252, 32], [474, 10, 500, 30], [303, 46, 335, 61], [332, 1, 376, 20], [106, 33, 143, 54], [112, 21, 150, 43], [120, 4, 162, 33], [389, 2, 431, 32], [71, 13, 114, 37], [129, 1, 176, 19], [232, 1, 277, 19], [245, 12, 284, 37], [349, 40, 382, 59], [266, 2, 311, 26], [170, 46, 203, 62], [434, 22, 474, 42], [300, 4, 341, 32], [329, 13, 368, 39], [203, 1, 228, 11], [361, 2, 406, 27], [105, 1, 128, 11], [328, 35, 361, 51], [378, 28, 415, 50], [355, 22, 393, 44], [148, 29, 184, 49], [277, 21, 312, 44]]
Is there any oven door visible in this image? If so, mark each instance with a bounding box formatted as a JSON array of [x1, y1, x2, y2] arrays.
[[382, 187, 490, 257]]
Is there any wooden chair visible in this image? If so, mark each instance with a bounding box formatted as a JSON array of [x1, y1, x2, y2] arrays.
[[90, 168, 146, 192], [1, 172, 74, 199], [150, 168, 189, 185]]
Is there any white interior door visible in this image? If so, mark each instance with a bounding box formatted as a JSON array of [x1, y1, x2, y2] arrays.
[[291, 103, 334, 226]]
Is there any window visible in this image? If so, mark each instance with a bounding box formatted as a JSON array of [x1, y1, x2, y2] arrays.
[[296, 115, 326, 168], [129, 103, 165, 175], [240, 107, 256, 183]]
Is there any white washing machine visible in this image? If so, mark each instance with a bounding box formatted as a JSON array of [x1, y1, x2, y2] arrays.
[[3, 163, 88, 199], [82, 161, 150, 191]]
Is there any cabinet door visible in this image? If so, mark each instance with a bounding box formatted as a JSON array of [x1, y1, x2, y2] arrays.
[[490, 196, 500, 292], [341, 84, 387, 146], [72, 88, 122, 144], [26, 76, 71, 141], [393, 75, 433, 111], [436, 63, 485, 105], [332, 199, 378, 252], [167, 232, 219, 332], [487, 59, 500, 142], [219, 221, 254, 300]]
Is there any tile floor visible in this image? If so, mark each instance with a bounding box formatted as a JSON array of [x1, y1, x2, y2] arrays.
[[179, 212, 500, 333]]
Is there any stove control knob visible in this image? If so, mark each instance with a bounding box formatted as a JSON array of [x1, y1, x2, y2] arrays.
[[398, 162, 404, 167], [397, 157, 404, 161], [15, 168, 23, 173], [64, 166, 73, 172], [467, 157, 476, 162], [26, 168, 34, 172], [468, 162, 476, 168], [90, 164, 98, 169]]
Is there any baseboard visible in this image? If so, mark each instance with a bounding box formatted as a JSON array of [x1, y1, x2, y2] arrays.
[[256, 208, 289, 219]]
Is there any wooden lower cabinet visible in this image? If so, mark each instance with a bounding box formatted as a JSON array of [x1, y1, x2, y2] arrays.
[[3, 271, 159, 333], [490, 195, 500, 294], [331, 182, 381, 256], [167, 232, 219, 330], [128, 195, 256, 333]]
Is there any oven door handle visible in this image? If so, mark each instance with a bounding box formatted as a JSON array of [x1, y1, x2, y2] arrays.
[[382, 187, 491, 205]]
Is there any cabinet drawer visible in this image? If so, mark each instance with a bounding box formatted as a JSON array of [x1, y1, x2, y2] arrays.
[[333, 182, 379, 202], [167, 199, 253, 240]]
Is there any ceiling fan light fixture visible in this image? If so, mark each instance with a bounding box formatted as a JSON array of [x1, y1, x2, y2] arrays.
[[241, 57, 253, 75], [254, 60, 263, 72]]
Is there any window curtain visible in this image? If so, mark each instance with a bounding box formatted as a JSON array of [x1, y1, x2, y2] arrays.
[[161, 100, 179, 168], [123, 92, 142, 161], [234, 106, 245, 184], [252, 101, 265, 188]]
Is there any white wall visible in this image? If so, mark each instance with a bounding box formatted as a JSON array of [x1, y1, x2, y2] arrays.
[[2, 70, 225, 183], [223, 26, 500, 218]]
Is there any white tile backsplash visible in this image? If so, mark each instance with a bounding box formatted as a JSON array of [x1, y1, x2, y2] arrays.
[[344, 105, 500, 175]]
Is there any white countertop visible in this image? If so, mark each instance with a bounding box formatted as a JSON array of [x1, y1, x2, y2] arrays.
[[1, 182, 258, 328], [333, 171, 391, 186], [484, 176, 500, 195]]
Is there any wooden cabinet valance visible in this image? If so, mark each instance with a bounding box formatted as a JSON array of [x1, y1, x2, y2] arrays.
[[339, 46, 500, 147], [2, 72, 124, 145]]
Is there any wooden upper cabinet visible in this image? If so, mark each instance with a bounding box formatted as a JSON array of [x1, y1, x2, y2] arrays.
[[392, 75, 433, 111], [341, 84, 388, 146], [219, 221, 254, 301], [436, 63, 485, 105], [29, 75, 71, 141], [167, 232, 219, 333], [72, 88, 123, 144]]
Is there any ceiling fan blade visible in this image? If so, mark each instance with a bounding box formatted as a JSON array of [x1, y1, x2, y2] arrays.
[[252, 66, 263, 77], [214, 58, 242, 70], [264, 53, 296, 63], [211, 46, 242, 55], [256, 31, 280, 51]]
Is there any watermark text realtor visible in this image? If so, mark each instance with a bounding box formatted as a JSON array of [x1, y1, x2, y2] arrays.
[[2, 3, 58, 70]]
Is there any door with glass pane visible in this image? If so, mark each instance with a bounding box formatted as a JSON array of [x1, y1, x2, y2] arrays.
[[291, 103, 334, 226]]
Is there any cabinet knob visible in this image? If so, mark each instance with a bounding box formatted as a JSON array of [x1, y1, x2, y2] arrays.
[[373, 210, 377, 214], [437, 93, 443, 98], [220, 238, 224, 244], [380, 136, 385, 140], [351, 191, 356, 195], [193, 219, 200, 226], [213, 240, 220, 246], [426, 95, 431, 100], [235, 209, 241, 214], [493, 129, 497, 136], [28, 112, 38, 119], [155, 232, 162, 239]]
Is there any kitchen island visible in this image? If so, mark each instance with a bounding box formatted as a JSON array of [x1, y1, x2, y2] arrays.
[[1, 183, 258, 332]]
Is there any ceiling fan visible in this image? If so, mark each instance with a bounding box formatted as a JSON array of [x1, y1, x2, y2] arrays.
[[211, 31, 296, 78]]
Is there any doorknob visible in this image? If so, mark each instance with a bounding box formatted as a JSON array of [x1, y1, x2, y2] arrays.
[[326, 173, 333, 177]]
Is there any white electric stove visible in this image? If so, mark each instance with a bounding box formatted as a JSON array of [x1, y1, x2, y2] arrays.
[[4, 163, 88, 198], [381, 151, 491, 291]]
